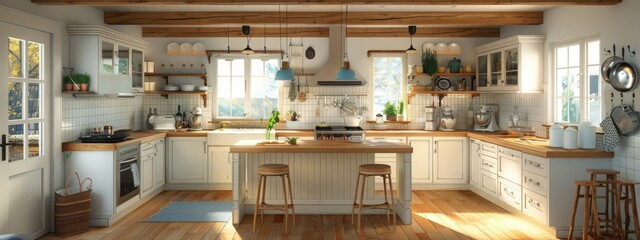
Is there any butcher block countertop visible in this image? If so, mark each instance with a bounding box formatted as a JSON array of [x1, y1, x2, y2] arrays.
[[230, 140, 413, 154], [62, 132, 166, 151]]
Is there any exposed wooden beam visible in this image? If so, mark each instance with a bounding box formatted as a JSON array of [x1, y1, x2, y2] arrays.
[[105, 11, 542, 26], [143, 27, 329, 37], [348, 27, 499, 37], [32, 0, 622, 6], [205, 50, 284, 63]]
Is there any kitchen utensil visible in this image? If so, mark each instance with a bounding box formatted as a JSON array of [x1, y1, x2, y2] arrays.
[[315, 98, 321, 117], [609, 54, 638, 92], [113, 129, 133, 137], [288, 81, 296, 102], [297, 77, 308, 102], [600, 116, 621, 151], [601, 44, 623, 83], [549, 123, 564, 148], [344, 116, 362, 127], [610, 104, 639, 135], [103, 125, 113, 135], [563, 127, 578, 149], [436, 77, 451, 90], [305, 47, 315, 59], [475, 113, 491, 127]]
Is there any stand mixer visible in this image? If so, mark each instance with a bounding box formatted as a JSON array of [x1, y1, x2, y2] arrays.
[[438, 106, 456, 131], [474, 104, 500, 132], [189, 105, 204, 130]]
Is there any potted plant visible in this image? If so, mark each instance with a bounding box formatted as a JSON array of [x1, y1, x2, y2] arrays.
[[74, 73, 90, 91], [422, 49, 438, 76], [63, 75, 77, 91], [383, 101, 397, 121], [397, 101, 405, 121], [265, 109, 280, 141]]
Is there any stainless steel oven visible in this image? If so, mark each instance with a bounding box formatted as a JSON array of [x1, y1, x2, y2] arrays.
[[116, 143, 140, 205]]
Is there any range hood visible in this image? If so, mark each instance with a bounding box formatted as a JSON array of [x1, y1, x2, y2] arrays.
[[314, 26, 366, 86]]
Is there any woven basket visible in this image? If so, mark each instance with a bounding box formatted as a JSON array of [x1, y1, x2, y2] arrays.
[[55, 172, 93, 236]]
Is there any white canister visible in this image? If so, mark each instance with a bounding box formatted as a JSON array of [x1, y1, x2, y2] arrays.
[[563, 127, 578, 149], [549, 123, 564, 148], [577, 122, 590, 148], [580, 124, 597, 149]]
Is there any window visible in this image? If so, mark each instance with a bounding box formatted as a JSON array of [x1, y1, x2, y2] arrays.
[[371, 54, 405, 116], [553, 37, 602, 123], [216, 57, 279, 119]]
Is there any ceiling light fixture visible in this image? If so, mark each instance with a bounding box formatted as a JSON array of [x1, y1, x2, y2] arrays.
[[336, 5, 356, 81], [260, 24, 270, 61], [241, 25, 254, 54], [223, 25, 233, 61], [275, 5, 296, 81], [406, 25, 417, 54]]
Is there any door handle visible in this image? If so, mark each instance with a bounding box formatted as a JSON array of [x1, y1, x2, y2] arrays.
[[1, 134, 6, 161]]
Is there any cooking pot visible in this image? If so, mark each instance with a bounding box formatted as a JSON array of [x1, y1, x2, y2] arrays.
[[344, 116, 362, 127], [611, 104, 639, 135], [609, 61, 638, 92], [601, 45, 624, 83]]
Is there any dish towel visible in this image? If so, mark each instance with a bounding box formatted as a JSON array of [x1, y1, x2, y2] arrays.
[[600, 116, 620, 152], [131, 162, 141, 187]]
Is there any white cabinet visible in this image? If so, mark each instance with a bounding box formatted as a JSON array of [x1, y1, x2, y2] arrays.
[[67, 25, 147, 94], [153, 139, 165, 187], [474, 35, 545, 93], [469, 138, 482, 187], [433, 137, 468, 184], [140, 138, 165, 198], [368, 136, 406, 187], [408, 137, 432, 184], [167, 137, 208, 184], [208, 146, 231, 184], [497, 147, 522, 184]]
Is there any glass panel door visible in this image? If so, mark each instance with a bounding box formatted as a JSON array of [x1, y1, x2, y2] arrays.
[[504, 47, 519, 87], [490, 51, 502, 86], [131, 49, 143, 91], [476, 55, 488, 88], [101, 40, 115, 74], [117, 44, 130, 75]]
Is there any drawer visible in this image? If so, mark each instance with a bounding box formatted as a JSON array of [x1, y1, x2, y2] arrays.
[[498, 151, 522, 184], [498, 177, 522, 211], [523, 153, 548, 178], [141, 146, 155, 157], [480, 170, 498, 198], [480, 142, 498, 158], [523, 188, 548, 224], [498, 146, 522, 158], [141, 141, 154, 151], [480, 155, 497, 174], [523, 170, 548, 196]]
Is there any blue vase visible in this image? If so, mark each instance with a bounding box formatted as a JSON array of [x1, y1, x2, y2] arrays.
[[448, 57, 461, 73]]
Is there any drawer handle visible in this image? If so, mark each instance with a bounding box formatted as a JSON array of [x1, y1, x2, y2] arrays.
[[527, 178, 542, 186], [528, 198, 542, 208]]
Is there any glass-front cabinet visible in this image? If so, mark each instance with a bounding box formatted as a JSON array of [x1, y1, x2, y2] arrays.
[[101, 40, 115, 74], [474, 35, 545, 92], [131, 49, 144, 92]]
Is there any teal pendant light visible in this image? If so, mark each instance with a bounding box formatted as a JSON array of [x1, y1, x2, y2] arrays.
[[275, 5, 296, 81], [336, 5, 356, 81]]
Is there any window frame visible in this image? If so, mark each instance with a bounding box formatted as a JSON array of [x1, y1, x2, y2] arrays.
[[212, 55, 282, 120], [551, 35, 602, 124], [368, 53, 407, 118]]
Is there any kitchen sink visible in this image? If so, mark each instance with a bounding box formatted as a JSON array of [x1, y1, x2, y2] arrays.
[[208, 128, 274, 145]]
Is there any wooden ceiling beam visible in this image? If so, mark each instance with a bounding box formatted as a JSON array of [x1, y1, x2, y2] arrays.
[[143, 27, 329, 37], [32, 0, 622, 6], [347, 27, 499, 37], [105, 11, 543, 26]]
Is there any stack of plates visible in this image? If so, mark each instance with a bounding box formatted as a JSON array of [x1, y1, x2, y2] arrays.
[[180, 85, 196, 91], [164, 85, 179, 91]]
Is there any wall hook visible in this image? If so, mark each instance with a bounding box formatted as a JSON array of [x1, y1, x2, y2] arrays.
[[604, 48, 611, 55], [628, 45, 636, 57]]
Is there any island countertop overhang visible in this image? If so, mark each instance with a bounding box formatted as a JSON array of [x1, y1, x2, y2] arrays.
[[229, 140, 413, 154]]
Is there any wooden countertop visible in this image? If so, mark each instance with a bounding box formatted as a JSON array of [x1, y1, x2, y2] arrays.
[[230, 140, 413, 154], [138, 130, 209, 137], [62, 132, 166, 151]]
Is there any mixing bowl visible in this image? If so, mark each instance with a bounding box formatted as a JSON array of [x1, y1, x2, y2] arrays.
[[475, 113, 491, 127]]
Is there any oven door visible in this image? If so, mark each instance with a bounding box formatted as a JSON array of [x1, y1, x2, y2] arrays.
[[117, 156, 140, 205]]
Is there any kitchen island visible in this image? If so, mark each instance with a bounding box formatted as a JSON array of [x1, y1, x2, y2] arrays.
[[229, 140, 413, 225]]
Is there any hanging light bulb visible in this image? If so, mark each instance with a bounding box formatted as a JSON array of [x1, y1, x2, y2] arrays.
[[223, 25, 233, 61], [336, 5, 356, 81], [275, 5, 295, 81], [241, 25, 254, 54], [260, 24, 271, 61], [406, 25, 417, 54]]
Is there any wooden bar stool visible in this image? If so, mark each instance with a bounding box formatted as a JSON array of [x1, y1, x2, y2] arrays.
[[616, 179, 640, 240], [587, 169, 620, 235], [352, 164, 395, 232], [252, 164, 295, 233], [568, 180, 599, 240]]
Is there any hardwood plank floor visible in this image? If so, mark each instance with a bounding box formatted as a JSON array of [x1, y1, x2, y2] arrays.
[[40, 190, 558, 240]]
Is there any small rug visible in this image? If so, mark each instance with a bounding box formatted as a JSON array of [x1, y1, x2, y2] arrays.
[[146, 201, 232, 222]]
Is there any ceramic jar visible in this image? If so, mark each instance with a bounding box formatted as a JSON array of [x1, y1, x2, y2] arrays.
[[549, 123, 564, 148], [448, 58, 461, 73]]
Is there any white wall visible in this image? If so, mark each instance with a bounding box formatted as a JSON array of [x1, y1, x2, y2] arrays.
[[503, 0, 640, 181]]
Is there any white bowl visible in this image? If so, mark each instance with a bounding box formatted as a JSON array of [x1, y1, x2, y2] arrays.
[[163, 85, 180, 91], [180, 85, 196, 91], [196, 86, 208, 91], [180, 43, 192, 55]]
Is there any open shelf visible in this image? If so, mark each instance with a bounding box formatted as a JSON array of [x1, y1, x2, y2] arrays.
[[62, 90, 95, 94], [144, 72, 208, 86], [433, 72, 476, 77], [145, 91, 208, 107], [407, 90, 480, 105], [366, 120, 411, 124]]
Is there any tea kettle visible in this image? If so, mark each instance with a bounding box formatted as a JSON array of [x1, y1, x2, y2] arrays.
[[189, 105, 204, 130]]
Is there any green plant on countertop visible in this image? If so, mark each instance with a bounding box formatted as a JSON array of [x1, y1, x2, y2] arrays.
[[266, 109, 280, 140], [398, 101, 404, 115], [383, 101, 397, 121], [422, 49, 438, 76]]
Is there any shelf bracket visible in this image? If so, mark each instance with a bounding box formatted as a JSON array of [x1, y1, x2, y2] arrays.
[[437, 94, 445, 107], [160, 94, 169, 99], [206, 52, 213, 64], [200, 76, 208, 86], [162, 76, 169, 85], [201, 94, 208, 107]]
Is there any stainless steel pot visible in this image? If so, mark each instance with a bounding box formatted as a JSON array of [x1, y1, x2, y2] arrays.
[[601, 55, 624, 83], [609, 61, 638, 92], [611, 104, 639, 135]]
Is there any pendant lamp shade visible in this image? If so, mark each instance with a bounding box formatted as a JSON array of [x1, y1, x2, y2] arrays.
[[336, 61, 356, 80], [242, 25, 254, 54], [406, 25, 417, 54], [275, 61, 295, 80], [335, 5, 356, 81]]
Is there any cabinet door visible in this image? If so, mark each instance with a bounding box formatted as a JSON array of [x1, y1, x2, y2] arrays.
[[476, 54, 489, 89], [433, 137, 468, 184], [153, 139, 165, 187], [489, 51, 502, 87], [131, 48, 144, 92], [504, 47, 519, 88], [497, 147, 522, 184], [100, 40, 115, 74], [208, 146, 231, 184], [469, 139, 482, 186], [168, 138, 207, 183], [116, 44, 130, 76], [141, 153, 154, 197], [408, 137, 432, 184]]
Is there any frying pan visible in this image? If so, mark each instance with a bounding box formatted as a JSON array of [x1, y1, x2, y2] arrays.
[[601, 45, 623, 83], [609, 60, 638, 92]]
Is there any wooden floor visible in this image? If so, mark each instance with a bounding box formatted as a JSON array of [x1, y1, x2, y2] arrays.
[[40, 190, 558, 240]]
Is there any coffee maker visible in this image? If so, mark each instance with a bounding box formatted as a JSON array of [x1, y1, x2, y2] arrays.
[[424, 106, 437, 130], [474, 104, 500, 132]]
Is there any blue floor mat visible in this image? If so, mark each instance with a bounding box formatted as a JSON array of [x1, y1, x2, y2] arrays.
[[146, 201, 232, 222]]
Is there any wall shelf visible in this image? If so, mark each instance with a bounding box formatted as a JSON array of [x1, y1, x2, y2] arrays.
[[407, 90, 480, 105], [366, 120, 411, 124], [144, 91, 208, 107], [144, 73, 208, 86]]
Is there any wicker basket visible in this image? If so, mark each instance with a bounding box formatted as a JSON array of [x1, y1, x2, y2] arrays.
[[55, 172, 93, 236]]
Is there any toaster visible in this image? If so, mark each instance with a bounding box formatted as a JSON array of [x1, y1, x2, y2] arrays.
[[149, 115, 176, 130]]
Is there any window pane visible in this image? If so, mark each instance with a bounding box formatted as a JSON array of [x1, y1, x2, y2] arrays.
[[587, 41, 600, 65], [231, 77, 245, 98], [556, 47, 568, 68], [218, 76, 231, 98], [568, 44, 580, 67], [568, 67, 580, 98], [9, 82, 23, 120], [117, 45, 129, 75], [249, 59, 279, 119], [8, 124, 24, 162], [556, 69, 568, 98], [8, 37, 24, 78], [231, 59, 244, 76], [587, 66, 600, 96], [27, 123, 41, 158], [372, 56, 403, 116], [27, 42, 42, 79], [28, 83, 40, 119], [218, 59, 231, 75]]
